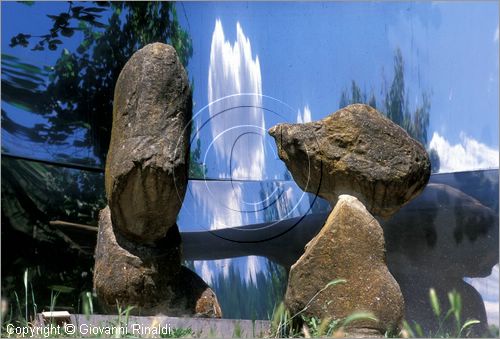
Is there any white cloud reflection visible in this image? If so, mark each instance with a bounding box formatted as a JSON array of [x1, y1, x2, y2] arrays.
[[296, 105, 312, 123], [188, 181, 245, 230], [193, 257, 264, 286], [208, 19, 265, 180], [193, 19, 278, 287], [194, 259, 231, 286], [429, 132, 499, 173]]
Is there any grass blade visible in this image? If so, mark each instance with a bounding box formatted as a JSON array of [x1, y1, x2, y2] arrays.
[[325, 279, 347, 288], [23, 269, 28, 322], [342, 312, 377, 327], [429, 288, 441, 317], [459, 319, 480, 337]]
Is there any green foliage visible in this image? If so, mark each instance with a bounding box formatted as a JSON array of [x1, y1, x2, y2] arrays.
[[5, 2, 193, 163], [301, 311, 378, 337], [385, 49, 407, 128], [81, 291, 94, 317], [160, 327, 193, 338], [10, 2, 109, 52], [2, 269, 63, 334], [403, 289, 481, 338], [270, 302, 292, 338], [1, 157, 104, 316], [339, 81, 373, 109], [429, 288, 441, 317], [233, 321, 242, 338], [189, 138, 207, 178], [487, 325, 499, 337]]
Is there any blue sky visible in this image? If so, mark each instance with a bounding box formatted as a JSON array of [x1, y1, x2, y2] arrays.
[[177, 3, 499, 321], [2, 1, 498, 172], [180, 1, 499, 176]]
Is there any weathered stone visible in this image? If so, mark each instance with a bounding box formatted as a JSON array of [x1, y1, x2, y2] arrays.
[[285, 195, 404, 335], [268, 104, 431, 218], [93, 207, 222, 317], [105, 43, 192, 243]]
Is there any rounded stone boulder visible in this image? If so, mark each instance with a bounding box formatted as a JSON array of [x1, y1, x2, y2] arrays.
[[268, 104, 431, 218], [285, 195, 404, 335], [93, 207, 222, 317], [105, 43, 192, 243]]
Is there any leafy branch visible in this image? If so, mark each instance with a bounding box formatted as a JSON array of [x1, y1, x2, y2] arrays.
[[10, 1, 110, 51]]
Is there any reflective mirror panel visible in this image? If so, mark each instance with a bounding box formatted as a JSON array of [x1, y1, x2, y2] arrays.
[[2, 1, 498, 334]]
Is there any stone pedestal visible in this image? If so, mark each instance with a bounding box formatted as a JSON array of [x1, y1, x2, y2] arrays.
[[285, 195, 404, 335]]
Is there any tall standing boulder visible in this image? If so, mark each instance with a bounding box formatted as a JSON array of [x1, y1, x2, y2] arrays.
[[94, 43, 222, 318], [105, 43, 191, 244], [285, 195, 404, 335], [268, 104, 431, 218]]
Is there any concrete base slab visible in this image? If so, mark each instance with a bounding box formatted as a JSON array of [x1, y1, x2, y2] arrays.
[[36, 313, 270, 338]]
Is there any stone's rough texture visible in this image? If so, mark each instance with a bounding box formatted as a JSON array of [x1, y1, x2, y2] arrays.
[[94, 207, 222, 317], [268, 104, 431, 218], [94, 43, 221, 318], [105, 43, 191, 243], [285, 195, 404, 335]]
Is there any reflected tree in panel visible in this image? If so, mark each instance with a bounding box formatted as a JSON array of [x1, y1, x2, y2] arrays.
[[5, 2, 193, 164], [338, 48, 431, 147]]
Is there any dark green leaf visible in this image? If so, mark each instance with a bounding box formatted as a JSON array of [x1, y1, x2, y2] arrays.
[[79, 14, 96, 22], [82, 7, 107, 13], [61, 28, 74, 37], [90, 21, 107, 28], [76, 45, 86, 54], [48, 285, 75, 293]]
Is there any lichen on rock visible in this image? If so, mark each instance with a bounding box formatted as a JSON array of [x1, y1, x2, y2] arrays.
[[269, 104, 431, 219]]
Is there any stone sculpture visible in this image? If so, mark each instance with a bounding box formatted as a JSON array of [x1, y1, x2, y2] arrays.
[[268, 104, 431, 218], [94, 43, 221, 317], [270, 104, 431, 335], [285, 195, 404, 336], [105, 43, 191, 244]]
